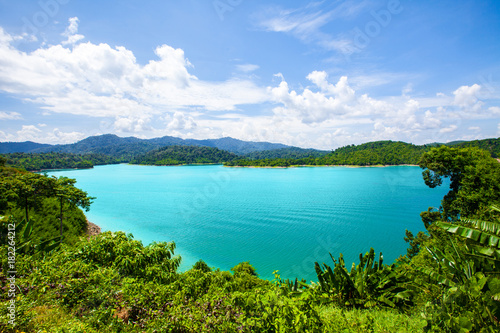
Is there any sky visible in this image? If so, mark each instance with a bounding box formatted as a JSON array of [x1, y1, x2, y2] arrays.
[[0, 0, 499, 150]]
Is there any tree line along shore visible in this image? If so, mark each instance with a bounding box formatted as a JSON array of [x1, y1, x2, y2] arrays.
[[1, 138, 499, 171]]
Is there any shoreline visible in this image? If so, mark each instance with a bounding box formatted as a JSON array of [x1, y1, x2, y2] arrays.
[[225, 164, 419, 169]]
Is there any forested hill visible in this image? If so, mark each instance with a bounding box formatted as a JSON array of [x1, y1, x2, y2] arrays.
[[0, 141, 52, 154], [225, 141, 432, 167], [1, 152, 119, 171], [130, 145, 239, 165], [22, 134, 292, 157], [244, 147, 329, 160], [316, 141, 429, 165], [449, 138, 500, 157]]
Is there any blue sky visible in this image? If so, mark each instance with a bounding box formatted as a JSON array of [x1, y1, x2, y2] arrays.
[[0, 0, 499, 149]]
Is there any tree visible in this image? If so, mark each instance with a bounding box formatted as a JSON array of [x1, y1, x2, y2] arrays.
[[51, 176, 94, 240], [1, 173, 53, 222], [419, 146, 500, 220]]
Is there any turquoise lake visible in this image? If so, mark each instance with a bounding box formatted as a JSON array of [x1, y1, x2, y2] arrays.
[[46, 164, 449, 282]]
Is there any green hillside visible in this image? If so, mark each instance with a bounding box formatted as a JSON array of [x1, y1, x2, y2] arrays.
[[244, 147, 328, 160], [448, 137, 500, 157], [130, 145, 239, 165], [26, 134, 292, 157], [226, 141, 430, 167], [316, 141, 429, 166], [1, 152, 119, 171]]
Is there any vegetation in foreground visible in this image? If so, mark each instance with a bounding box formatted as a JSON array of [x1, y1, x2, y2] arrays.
[[0, 145, 500, 332]]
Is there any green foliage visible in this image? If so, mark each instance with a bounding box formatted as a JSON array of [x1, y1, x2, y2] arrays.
[[419, 146, 500, 220], [314, 249, 412, 309], [131, 145, 239, 165], [449, 137, 500, 158], [318, 306, 427, 332], [0, 216, 62, 256], [403, 229, 429, 259], [192, 259, 212, 272], [244, 147, 328, 160], [2, 152, 119, 171], [0, 165, 93, 245], [414, 237, 500, 332], [75, 231, 180, 283], [226, 140, 430, 167], [5, 143, 500, 332], [231, 261, 258, 276]]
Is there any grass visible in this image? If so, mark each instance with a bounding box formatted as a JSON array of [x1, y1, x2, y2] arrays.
[[318, 305, 427, 333]]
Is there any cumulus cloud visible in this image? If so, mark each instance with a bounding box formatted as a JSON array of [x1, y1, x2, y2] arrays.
[[165, 112, 197, 131], [4, 124, 84, 144], [270, 72, 359, 124], [269, 71, 407, 126], [453, 84, 483, 113], [0, 23, 269, 126], [16, 125, 42, 141]]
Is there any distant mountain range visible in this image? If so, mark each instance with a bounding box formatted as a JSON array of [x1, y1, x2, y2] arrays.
[[0, 134, 319, 158], [1, 135, 499, 166], [2, 135, 499, 171], [0, 141, 53, 154]]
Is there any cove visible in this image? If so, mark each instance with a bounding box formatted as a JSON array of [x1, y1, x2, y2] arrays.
[[46, 164, 449, 282]]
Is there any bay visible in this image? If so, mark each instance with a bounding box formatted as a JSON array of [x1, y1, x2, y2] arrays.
[[46, 164, 449, 281]]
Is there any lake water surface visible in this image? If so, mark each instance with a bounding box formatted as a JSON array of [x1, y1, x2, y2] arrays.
[[46, 164, 448, 281]]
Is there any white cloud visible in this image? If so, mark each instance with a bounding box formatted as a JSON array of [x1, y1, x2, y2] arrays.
[[439, 124, 458, 134], [165, 112, 197, 131], [453, 84, 483, 112], [0, 111, 22, 120], [254, 1, 370, 56], [113, 114, 152, 133], [270, 72, 360, 124], [236, 64, 259, 73], [7, 124, 84, 144], [16, 125, 42, 141], [489, 106, 500, 115], [61, 17, 84, 45], [0, 25, 269, 127]]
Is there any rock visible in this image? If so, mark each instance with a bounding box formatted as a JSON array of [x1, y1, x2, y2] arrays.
[[86, 220, 101, 238]]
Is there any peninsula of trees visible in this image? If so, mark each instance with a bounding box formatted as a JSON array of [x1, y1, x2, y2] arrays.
[[130, 145, 239, 166]]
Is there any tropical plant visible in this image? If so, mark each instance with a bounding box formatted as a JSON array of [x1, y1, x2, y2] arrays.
[[413, 206, 500, 332], [315, 248, 412, 309], [0, 216, 61, 256]]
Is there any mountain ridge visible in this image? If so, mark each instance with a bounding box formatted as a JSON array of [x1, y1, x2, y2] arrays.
[[0, 134, 302, 157]]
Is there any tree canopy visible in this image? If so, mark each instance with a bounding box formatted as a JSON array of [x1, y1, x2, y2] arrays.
[[419, 146, 500, 220]]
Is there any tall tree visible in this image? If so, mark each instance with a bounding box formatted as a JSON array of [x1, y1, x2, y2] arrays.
[[1, 173, 52, 222], [51, 176, 94, 240]]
